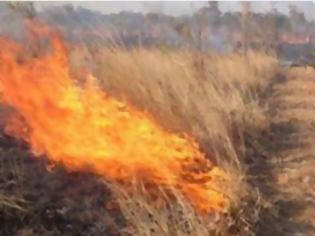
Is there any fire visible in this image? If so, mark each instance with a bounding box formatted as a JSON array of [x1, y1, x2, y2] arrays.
[[0, 29, 228, 214]]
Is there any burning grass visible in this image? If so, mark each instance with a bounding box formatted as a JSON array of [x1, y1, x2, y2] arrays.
[[0, 24, 280, 235], [0, 33, 230, 215], [92, 46, 278, 195], [78, 47, 279, 234]]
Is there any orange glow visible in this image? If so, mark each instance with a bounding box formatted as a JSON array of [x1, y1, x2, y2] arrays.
[[280, 34, 310, 44], [0, 29, 228, 214]]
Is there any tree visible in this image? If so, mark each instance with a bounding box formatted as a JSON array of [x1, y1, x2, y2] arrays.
[[259, 3, 280, 53], [289, 5, 306, 34], [241, 2, 252, 52], [8, 2, 36, 19], [208, 1, 221, 28]]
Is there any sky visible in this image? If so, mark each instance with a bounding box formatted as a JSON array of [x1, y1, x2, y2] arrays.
[[35, 1, 315, 20]]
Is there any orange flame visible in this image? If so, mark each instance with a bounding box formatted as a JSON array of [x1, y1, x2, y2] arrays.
[[0, 30, 228, 215]]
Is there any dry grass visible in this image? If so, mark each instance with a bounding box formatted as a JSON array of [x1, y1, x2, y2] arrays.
[[109, 181, 219, 236], [272, 67, 315, 125], [0, 40, 280, 234], [0, 194, 27, 213], [69, 48, 279, 234], [0, 145, 27, 215], [90, 49, 277, 163]]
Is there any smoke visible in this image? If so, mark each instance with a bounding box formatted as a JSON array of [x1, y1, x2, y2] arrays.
[[34, 2, 315, 21]]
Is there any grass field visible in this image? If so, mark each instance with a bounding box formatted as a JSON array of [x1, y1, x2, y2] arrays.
[[1, 30, 315, 235]]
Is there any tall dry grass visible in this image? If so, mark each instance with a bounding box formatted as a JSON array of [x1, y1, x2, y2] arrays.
[[69, 47, 278, 234], [90, 49, 277, 165], [108, 181, 223, 236]]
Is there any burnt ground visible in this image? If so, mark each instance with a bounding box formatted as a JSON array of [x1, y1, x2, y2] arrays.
[[0, 135, 125, 236]]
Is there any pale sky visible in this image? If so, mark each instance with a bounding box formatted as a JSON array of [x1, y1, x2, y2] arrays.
[[35, 1, 315, 20]]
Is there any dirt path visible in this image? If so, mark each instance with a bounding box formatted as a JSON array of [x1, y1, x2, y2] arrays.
[[253, 68, 315, 235]]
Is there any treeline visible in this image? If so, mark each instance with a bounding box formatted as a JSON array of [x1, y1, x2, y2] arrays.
[[1, 2, 315, 53]]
